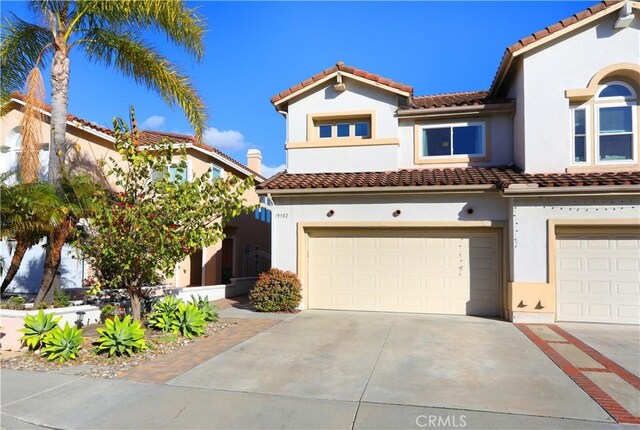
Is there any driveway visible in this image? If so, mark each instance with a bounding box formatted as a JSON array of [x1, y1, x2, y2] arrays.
[[2, 311, 634, 429], [168, 311, 617, 425]]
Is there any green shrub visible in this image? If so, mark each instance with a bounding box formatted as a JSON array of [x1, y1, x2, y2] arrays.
[[1, 296, 26, 310], [53, 290, 71, 308], [96, 315, 147, 357], [41, 323, 83, 363], [189, 295, 218, 323], [171, 303, 205, 339], [19, 310, 61, 350], [147, 295, 183, 332], [249, 268, 302, 312]]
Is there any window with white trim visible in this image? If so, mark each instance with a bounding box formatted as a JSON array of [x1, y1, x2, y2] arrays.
[[210, 164, 223, 179], [152, 161, 191, 183], [317, 119, 370, 139], [595, 82, 636, 164], [420, 122, 485, 158], [572, 107, 588, 163]]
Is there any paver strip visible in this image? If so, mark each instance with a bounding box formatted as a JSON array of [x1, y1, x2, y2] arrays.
[[517, 323, 640, 425], [118, 318, 279, 384]]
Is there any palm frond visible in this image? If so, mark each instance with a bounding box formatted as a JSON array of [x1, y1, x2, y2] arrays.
[[79, 28, 207, 137], [19, 67, 47, 183], [75, 0, 205, 60], [0, 14, 52, 107]]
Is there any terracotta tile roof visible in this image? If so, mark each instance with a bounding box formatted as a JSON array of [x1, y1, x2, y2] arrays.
[[490, 1, 622, 93], [9, 94, 263, 180], [257, 167, 640, 191], [408, 90, 512, 109], [271, 62, 413, 105], [138, 130, 265, 180], [11, 92, 114, 136]]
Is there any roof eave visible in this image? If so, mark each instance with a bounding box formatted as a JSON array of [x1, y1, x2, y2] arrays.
[[257, 184, 496, 196], [397, 101, 515, 118]]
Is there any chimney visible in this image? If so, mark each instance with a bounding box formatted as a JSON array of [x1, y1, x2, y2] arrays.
[[247, 149, 262, 175]]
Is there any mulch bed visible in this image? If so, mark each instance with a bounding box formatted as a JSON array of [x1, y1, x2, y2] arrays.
[[0, 320, 230, 379]]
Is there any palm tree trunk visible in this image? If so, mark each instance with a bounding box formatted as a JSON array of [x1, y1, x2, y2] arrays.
[[48, 45, 70, 185], [34, 220, 72, 304], [0, 238, 30, 294]]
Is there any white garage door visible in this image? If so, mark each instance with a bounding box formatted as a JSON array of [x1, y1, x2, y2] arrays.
[[307, 230, 501, 316], [557, 233, 640, 324]]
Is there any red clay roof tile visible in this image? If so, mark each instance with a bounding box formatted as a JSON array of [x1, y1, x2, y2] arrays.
[[257, 168, 640, 191], [406, 91, 511, 110]]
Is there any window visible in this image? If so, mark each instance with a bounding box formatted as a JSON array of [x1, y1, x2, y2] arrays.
[[211, 164, 223, 179], [317, 119, 370, 139], [595, 81, 637, 164], [153, 162, 190, 183], [420, 122, 485, 158], [572, 108, 588, 163], [569, 81, 638, 166]]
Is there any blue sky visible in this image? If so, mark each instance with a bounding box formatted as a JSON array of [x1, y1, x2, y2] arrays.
[[2, 1, 594, 176]]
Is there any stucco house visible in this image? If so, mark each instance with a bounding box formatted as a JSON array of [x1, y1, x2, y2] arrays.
[[1, 95, 271, 295], [257, 1, 640, 324]]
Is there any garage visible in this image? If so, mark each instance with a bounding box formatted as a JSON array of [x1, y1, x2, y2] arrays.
[[556, 231, 640, 324], [307, 229, 501, 316]]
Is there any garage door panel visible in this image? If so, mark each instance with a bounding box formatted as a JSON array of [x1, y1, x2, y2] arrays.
[[557, 233, 640, 324], [308, 230, 500, 316]]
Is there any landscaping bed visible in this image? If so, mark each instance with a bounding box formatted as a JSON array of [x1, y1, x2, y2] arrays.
[[0, 319, 230, 379]]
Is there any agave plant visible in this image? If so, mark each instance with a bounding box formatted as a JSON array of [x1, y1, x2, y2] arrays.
[[41, 323, 83, 363], [189, 295, 218, 323], [171, 303, 205, 339], [147, 295, 183, 332], [96, 315, 147, 357], [18, 310, 61, 350]]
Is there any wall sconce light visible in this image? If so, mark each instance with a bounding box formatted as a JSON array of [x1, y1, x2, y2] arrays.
[[327, 210, 335, 217], [393, 209, 401, 217]]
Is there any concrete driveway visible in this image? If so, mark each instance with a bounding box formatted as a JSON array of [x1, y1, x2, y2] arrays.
[[2, 311, 634, 429], [167, 311, 618, 426]]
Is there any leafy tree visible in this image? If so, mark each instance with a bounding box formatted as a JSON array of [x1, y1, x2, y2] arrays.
[[1, 0, 208, 185], [0, 179, 61, 294], [76, 111, 255, 320]]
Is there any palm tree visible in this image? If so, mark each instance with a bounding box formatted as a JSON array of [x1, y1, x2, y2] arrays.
[[1, 0, 208, 185], [0, 179, 61, 294], [34, 171, 105, 305]]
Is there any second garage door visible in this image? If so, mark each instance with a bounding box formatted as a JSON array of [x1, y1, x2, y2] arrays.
[[307, 229, 501, 316]]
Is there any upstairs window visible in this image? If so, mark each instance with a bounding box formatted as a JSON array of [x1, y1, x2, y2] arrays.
[[211, 164, 223, 179], [596, 81, 636, 164], [572, 108, 588, 163], [317, 120, 370, 139], [420, 122, 485, 158]]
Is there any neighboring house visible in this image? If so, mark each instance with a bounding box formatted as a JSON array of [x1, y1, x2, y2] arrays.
[[0, 96, 271, 294], [257, 1, 640, 324]]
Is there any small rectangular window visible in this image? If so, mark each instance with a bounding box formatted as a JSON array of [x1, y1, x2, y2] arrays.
[[337, 123, 350, 137], [354, 122, 369, 137], [573, 109, 587, 163], [168, 165, 188, 183], [421, 123, 484, 158], [211, 164, 223, 179], [319, 124, 332, 139]]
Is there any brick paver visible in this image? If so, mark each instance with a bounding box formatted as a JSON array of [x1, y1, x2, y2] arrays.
[[517, 323, 640, 425], [119, 317, 279, 384]]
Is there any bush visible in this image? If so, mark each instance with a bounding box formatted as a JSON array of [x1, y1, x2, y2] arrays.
[[41, 323, 83, 363], [1, 296, 26, 310], [189, 295, 218, 323], [95, 315, 147, 357], [171, 303, 206, 339], [249, 268, 302, 312], [52, 290, 71, 308], [19, 310, 61, 350]]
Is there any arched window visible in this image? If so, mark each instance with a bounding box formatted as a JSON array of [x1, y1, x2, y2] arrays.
[[571, 81, 638, 165]]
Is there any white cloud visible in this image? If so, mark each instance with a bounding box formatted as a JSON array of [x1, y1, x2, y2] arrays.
[[203, 127, 248, 150], [140, 115, 165, 129], [262, 163, 285, 178]]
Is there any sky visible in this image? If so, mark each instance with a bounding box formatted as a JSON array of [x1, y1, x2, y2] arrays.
[[1, 1, 595, 177]]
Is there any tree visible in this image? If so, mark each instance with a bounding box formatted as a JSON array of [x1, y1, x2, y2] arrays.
[[0, 179, 61, 294], [1, 0, 208, 301], [34, 171, 105, 305], [1, 0, 207, 185], [75, 111, 255, 320]]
